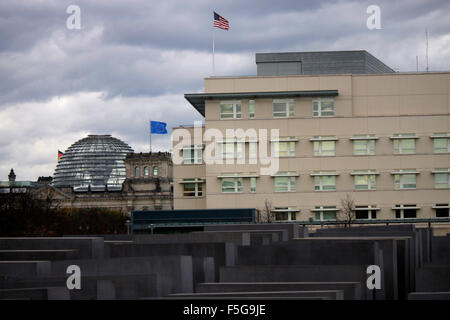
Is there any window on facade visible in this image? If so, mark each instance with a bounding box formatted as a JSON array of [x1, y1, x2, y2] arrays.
[[221, 178, 243, 193], [144, 166, 149, 176], [433, 138, 450, 153], [394, 205, 417, 219], [273, 141, 296, 157], [250, 177, 256, 193], [434, 171, 450, 188], [313, 98, 334, 117], [435, 204, 450, 218], [183, 180, 203, 197], [393, 134, 416, 154], [249, 100, 255, 118], [249, 142, 257, 159], [221, 141, 244, 159], [355, 206, 377, 219], [274, 176, 296, 192], [220, 101, 241, 119], [273, 99, 294, 118], [314, 206, 337, 221], [314, 174, 337, 191], [394, 174, 416, 189], [183, 145, 202, 164], [134, 166, 140, 177], [354, 174, 376, 190], [313, 138, 336, 156], [353, 138, 375, 155], [274, 207, 298, 221], [433, 137, 450, 153], [153, 166, 159, 176]]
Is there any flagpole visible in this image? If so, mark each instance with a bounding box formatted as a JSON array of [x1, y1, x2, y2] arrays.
[[149, 120, 152, 153], [212, 22, 215, 75]]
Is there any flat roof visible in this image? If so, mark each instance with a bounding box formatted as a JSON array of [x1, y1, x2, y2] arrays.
[[184, 90, 339, 117]]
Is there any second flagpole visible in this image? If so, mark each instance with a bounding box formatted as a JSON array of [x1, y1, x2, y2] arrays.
[[212, 18, 215, 75]]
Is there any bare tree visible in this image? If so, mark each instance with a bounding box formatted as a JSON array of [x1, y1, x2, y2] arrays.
[[261, 199, 275, 223], [339, 193, 356, 228]]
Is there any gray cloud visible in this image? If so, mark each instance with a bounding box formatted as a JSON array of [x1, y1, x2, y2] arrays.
[[0, 0, 449, 180]]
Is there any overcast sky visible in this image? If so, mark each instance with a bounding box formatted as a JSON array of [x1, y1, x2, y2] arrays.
[[1, 0, 449, 180]]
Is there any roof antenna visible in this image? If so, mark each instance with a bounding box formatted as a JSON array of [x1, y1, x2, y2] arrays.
[[416, 55, 418, 72], [426, 28, 429, 72]]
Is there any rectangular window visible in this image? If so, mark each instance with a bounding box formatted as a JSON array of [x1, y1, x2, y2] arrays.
[[394, 174, 416, 189], [314, 206, 337, 221], [249, 100, 255, 118], [354, 175, 376, 190], [314, 175, 336, 191], [221, 178, 243, 193], [274, 176, 296, 192], [393, 135, 416, 154], [250, 177, 256, 193], [274, 207, 298, 221], [434, 138, 449, 153], [313, 140, 336, 156], [435, 204, 450, 218], [435, 173, 450, 188], [274, 141, 295, 157], [183, 145, 202, 164], [220, 101, 241, 119], [355, 206, 377, 220], [275, 212, 289, 221], [221, 141, 244, 159], [353, 139, 375, 155], [273, 99, 294, 118], [249, 142, 257, 159], [394, 205, 417, 219], [183, 181, 203, 197], [313, 98, 334, 117]]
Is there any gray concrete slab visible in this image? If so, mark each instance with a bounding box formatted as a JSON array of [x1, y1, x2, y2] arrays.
[[50, 256, 193, 296], [408, 292, 450, 300], [0, 249, 79, 261], [0, 274, 159, 300], [106, 242, 235, 281], [203, 223, 305, 240], [0, 261, 51, 278], [195, 282, 361, 300], [133, 233, 251, 246], [432, 235, 450, 263], [0, 287, 70, 300], [416, 264, 450, 292], [219, 264, 373, 300], [169, 290, 344, 300], [0, 237, 104, 259]]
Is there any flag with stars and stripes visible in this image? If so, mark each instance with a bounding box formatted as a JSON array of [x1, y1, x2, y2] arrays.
[[213, 11, 229, 30]]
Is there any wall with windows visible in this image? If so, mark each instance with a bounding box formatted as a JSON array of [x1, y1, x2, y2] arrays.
[[175, 72, 450, 221]]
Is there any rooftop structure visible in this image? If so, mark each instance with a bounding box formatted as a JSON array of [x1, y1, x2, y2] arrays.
[[255, 50, 395, 76], [52, 134, 133, 190]]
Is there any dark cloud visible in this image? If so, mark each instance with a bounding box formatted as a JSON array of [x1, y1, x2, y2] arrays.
[[0, 0, 449, 179]]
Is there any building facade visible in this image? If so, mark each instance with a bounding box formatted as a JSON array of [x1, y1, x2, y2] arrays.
[[34, 152, 173, 215], [173, 51, 450, 222]]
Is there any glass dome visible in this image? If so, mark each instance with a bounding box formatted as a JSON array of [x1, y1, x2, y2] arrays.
[[52, 134, 134, 189]]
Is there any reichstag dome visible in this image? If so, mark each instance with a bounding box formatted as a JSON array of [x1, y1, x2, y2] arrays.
[[52, 134, 134, 191]]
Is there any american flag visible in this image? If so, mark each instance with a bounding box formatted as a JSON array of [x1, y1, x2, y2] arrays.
[[213, 11, 229, 30]]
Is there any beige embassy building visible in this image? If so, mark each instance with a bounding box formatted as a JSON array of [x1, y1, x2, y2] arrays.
[[173, 51, 450, 222]]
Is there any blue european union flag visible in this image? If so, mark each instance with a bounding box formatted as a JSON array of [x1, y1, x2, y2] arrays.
[[150, 121, 168, 134]]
